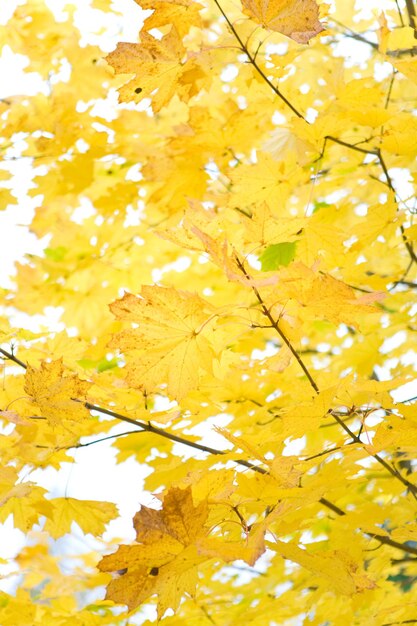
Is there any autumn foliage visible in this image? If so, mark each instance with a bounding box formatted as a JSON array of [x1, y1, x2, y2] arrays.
[[2, 0, 417, 623]]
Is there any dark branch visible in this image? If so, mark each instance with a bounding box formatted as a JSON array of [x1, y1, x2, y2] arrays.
[[2, 347, 417, 557], [212, 0, 305, 120], [234, 255, 319, 394], [0, 347, 27, 369]]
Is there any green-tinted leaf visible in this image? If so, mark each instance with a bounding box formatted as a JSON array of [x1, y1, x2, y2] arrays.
[[313, 201, 330, 213], [78, 357, 119, 372], [259, 242, 297, 271], [44, 246, 68, 262]]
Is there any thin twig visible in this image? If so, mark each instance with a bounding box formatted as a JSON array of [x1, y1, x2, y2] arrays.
[[212, 0, 305, 120], [0, 347, 27, 369], [233, 258, 417, 498], [81, 400, 230, 457], [2, 349, 417, 556], [303, 445, 343, 461], [395, 0, 405, 26], [329, 19, 379, 49], [73, 430, 145, 448], [234, 255, 319, 393]]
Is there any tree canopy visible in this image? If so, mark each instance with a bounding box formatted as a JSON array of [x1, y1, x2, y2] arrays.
[[1, 0, 417, 624]]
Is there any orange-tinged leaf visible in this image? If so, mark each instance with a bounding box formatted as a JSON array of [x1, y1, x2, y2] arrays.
[[137, 0, 203, 38], [105, 29, 204, 111], [241, 0, 324, 43], [99, 487, 209, 616], [133, 486, 208, 545]]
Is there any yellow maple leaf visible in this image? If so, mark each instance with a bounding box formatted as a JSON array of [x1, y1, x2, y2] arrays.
[[215, 426, 266, 463], [267, 541, 376, 594], [99, 486, 209, 617], [391, 522, 417, 543], [243, 201, 305, 247], [109, 286, 222, 399], [267, 263, 383, 329], [196, 526, 265, 567], [0, 482, 52, 531], [393, 57, 417, 85], [45, 498, 118, 539], [0, 187, 16, 209], [241, 0, 324, 44], [24, 359, 91, 426], [105, 29, 205, 111], [137, 0, 203, 39], [229, 152, 296, 209]]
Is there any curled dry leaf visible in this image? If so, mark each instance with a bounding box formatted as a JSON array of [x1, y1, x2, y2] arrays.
[[241, 0, 324, 43]]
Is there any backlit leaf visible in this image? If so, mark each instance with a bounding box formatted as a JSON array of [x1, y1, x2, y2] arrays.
[[241, 0, 324, 43], [260, 241, 297, 270]]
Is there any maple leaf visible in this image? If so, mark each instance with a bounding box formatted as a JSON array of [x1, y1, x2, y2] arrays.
[[0, 481, 52, 532], [98, 486, 209, 616], [267, 541, 376, 595], [137, 0, 203, 38], [241, 0, 324, 43], [24, 359, 91, 427], [229, 152, 296, 209], [105, 29, 205, 111], [109, 286, 222, 399], [266, 263, 384, 329], [45, 498, 118, 539]]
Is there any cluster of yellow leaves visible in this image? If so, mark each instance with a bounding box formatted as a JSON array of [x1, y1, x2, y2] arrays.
[[1, 0, 417, 624]]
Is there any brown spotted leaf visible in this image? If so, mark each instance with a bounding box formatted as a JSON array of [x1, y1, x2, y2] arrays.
[[98, 487, 209, 617], [241, 0, 324, 43]]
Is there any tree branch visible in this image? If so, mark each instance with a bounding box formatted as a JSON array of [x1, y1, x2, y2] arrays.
[[0, 347, 27, 369], [321, 138, 417, 269], [405, 0, 417, 37], [2, 347, 417, 557], [234, 255, 319, 394], [233, 258, 417, 498], [212, 0, 305, 120]]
